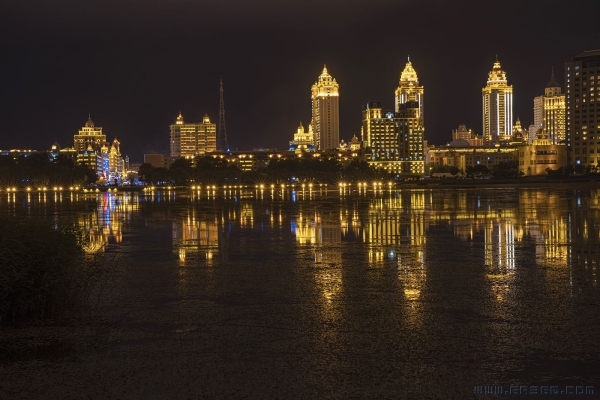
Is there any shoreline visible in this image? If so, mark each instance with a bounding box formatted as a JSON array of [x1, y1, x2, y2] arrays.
[[397, 178, 600, 189], [83, 177, 600, 193]]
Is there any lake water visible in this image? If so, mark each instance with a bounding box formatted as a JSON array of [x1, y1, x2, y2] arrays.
[[2, 186, 599, 398]]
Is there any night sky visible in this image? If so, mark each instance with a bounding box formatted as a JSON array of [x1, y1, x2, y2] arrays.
[[2, 0, 599, 162]]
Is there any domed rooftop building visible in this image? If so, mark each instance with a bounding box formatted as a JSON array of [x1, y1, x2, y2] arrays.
[[448, 139, 470, 147]]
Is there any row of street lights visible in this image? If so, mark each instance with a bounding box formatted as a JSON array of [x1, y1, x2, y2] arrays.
[[1, 186, 82, 192], [340, 182, 394, 188]]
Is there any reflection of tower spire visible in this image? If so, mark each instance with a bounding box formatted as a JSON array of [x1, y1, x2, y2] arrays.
[[218, 77, 229, 151]]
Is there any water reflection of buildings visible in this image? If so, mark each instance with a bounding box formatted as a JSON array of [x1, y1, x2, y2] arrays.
[[172, 210, 219, 262], [4, 186, 598, 293], [569, 189, 600, 289], [291, 207, 342, 265], [429, 190, 572, 268], [363, 192, 428, 263], [360, 193, 429, 312], [290, 206, 344, 313], [484, 219, 516, 270], [79, 192, 139, 252]]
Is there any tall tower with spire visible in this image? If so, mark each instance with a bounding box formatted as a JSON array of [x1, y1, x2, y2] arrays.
[[311, 65, 340, 150], [395, 57, 424, 123], [218, 78, 229, 151], [482, 57, 513, 143]]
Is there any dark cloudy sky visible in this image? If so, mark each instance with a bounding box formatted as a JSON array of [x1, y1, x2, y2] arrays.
[[2, 0, 599, 162]]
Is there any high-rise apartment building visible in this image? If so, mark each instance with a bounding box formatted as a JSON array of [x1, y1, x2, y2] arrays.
[[529, 70, 566, 145], [482, 58, 513, 143], [311, 66, 339, 150], [109, 138, 125, 181], [74, 116, 106, 152], [565, 49, 600, 166], [169, 112, 217, 158], [543, 68, 566, 144], [395, 58, 424, 122], [533, 95, 544, 131], [361, 97, 424, 176]]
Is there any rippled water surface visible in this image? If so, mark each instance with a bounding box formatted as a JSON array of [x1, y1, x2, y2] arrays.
[[2, 186, 599, 398]]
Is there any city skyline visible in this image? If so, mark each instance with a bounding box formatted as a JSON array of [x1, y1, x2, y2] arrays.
[[2, 0, 599, 162]]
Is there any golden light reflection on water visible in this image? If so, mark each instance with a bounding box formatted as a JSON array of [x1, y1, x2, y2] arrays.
[[5, 187, 599, 295], [172, 209, 219, 263], [79, 192, 139, 252]]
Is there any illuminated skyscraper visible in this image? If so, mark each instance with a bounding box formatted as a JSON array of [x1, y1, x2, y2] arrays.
[[74, 115, 106, 152], [169, 112, 217, 158], [361, 96, 424, 176], [566, 49, 600, 166], [395, 58, 424, 122], [533, 95, 544, 132], [529, 69, 565, 145], [109, 138, 125, 182], [482, 57, 513, 143], [543, 68, 566, 144], [311, 65, 339, 150]]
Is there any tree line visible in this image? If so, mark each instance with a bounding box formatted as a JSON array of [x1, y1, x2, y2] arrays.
[[138, 156, 396, 186], [0, 153, 97, 188]]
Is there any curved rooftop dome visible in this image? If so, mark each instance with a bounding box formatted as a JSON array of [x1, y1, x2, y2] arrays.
[[449, 139, 470, 147]]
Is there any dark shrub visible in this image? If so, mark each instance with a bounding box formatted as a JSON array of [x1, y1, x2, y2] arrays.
[[0, 218, 112, 323]]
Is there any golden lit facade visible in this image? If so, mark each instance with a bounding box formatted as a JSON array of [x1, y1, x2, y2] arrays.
[[395, 58, 424, 121], [109, 138, 125, 182], [451, 124, 484, 146], [361, 100, 424, 176], [74, 116, 106, 152], [289, 122, 315, 152], [349, 134, 361, 151], [76, 145, 101, 175], [311, 66, 340, 151], [169, 112, 217, 158], [512, 118, 526, 142], [515, 128, 567, 176], [482, 58, 513, 143], [565, 50, 600, 166], [532, 69, 565, 144], [428, 144, 517, 172], [533, 95, 544, 134], [543, 73, 566, 144]]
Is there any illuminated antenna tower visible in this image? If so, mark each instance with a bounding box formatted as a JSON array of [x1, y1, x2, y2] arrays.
[[218, 77, 229, 151]]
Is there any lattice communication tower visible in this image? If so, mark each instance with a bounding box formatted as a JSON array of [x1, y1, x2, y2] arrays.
[[218, 77, 229, 151]]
